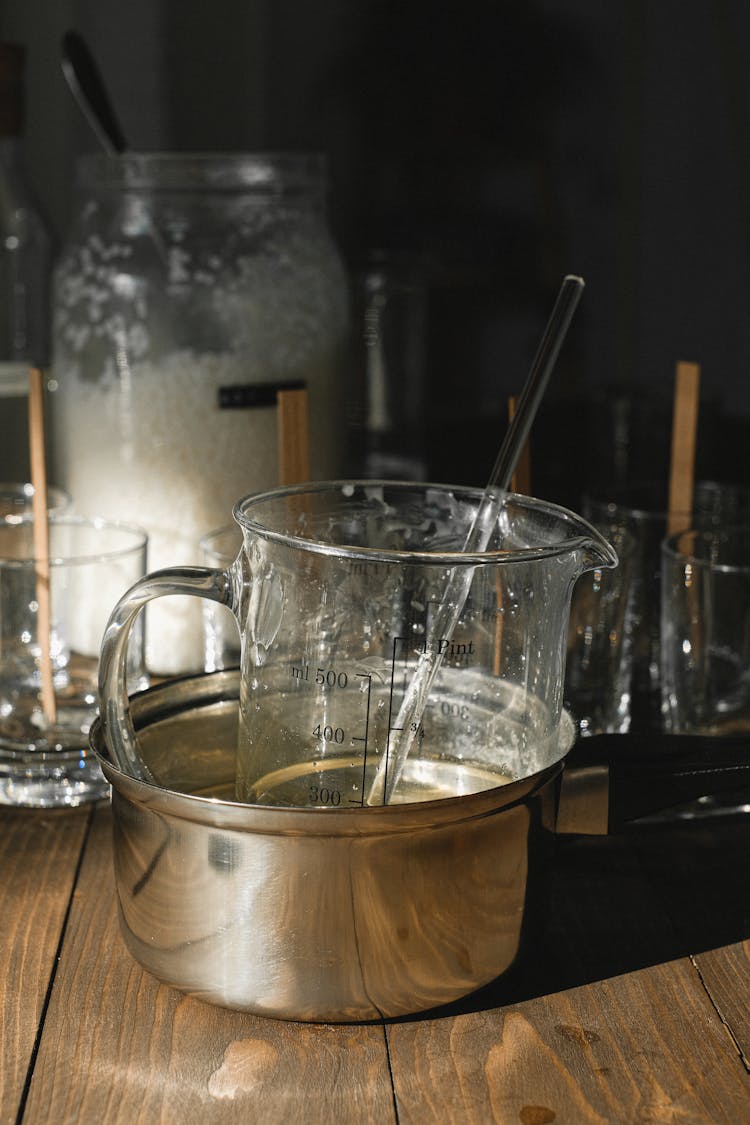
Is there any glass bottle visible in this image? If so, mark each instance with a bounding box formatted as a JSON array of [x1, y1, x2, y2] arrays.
[[51, 152, 349, 673], [348, 251, 428, 479], [0, 42, 51, 480]]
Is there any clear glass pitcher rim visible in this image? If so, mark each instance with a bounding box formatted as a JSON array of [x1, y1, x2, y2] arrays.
[[232, 480, 618, 570]]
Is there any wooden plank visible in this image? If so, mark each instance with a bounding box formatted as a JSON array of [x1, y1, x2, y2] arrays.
[[25, 806, 395, 1124], [277, 388, 310, 485], [18, 798, 750, 1121], [28, 366, 56, 724], [631, 817, 750, 1063], [693, 942, 750, 1062], [667, 360, 701, 537], [386, 827, 750, 1121], [0, 805, 91, 1124], [387, 960, 750, 1122]]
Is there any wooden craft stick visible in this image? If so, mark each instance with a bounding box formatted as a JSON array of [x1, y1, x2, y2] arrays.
[[277, 388, 310, 485], [508, 395, 531, 495], [28, 367, 56, 724], [667, 361, 701, 537]]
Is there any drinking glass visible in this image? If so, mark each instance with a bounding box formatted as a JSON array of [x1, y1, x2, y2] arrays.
[[574, 481, 750, 732], [586, 483, 687, 732], [662, 525, 750, 736], [0, 481, 69, 520], [565, 519, 634, 734], [0, 515, 147, 806]]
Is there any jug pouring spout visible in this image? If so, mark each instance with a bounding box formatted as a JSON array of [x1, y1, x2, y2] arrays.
[[495, 494, 618, 576], [577, 524, 619, 574]]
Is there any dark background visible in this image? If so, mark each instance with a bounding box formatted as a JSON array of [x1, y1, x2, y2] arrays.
[[4, 0, 750, 507]]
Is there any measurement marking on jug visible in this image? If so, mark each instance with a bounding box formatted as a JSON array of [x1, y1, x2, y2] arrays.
[[315, 667, 349, 688], [308, 784, 342, 806], [313, 724, 345, 743], [436, 638, 474, 660], [290, 663, 351, 688], [350, 673, 373, 805], [383, 636, 425, 803], [424, 598, 477, 667]]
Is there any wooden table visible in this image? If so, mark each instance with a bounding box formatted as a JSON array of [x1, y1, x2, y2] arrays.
[[3, 797, 750, 1124]]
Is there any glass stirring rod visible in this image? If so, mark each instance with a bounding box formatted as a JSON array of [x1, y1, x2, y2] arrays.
[[365, 274, 585, 806]]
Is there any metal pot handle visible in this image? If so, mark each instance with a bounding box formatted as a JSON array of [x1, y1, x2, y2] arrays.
[[98, 565, 237, 780], [557, 732, 750, 834]]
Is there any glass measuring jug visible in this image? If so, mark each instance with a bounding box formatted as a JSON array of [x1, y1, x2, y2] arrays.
[[99, 481, 617, 806]]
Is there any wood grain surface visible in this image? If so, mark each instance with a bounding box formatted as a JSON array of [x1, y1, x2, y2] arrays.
[[385, 824, 750, 1123], [0, 805, 91, 1125], [6, 801, 750, 1124], [387, 961, 750, 1123], [22, 806, 395, 1125]]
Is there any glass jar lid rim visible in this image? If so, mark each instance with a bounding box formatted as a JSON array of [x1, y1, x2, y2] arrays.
[[75, 151, 328, 192]]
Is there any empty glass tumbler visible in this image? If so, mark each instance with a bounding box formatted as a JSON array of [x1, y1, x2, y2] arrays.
[[0, 515, 147, 806], [661, 525, 750, 735]]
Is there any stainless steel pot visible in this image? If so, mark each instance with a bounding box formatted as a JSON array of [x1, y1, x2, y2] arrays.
[[90, 670, 750, 1022]]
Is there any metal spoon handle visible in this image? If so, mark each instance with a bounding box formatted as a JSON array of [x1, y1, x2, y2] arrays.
[[62, 31, 127, 155]]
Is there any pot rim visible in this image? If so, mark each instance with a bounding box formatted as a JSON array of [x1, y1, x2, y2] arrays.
[[90, 669, 569, 836]]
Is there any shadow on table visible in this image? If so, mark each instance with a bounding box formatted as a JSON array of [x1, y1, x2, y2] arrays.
[[393, 813, 750, 1023]]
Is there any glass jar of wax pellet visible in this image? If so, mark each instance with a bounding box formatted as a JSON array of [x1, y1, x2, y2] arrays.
[[50, 152, 349, 674]]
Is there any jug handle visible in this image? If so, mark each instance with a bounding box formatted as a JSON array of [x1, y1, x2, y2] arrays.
[[98, 565, 236, 780]]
